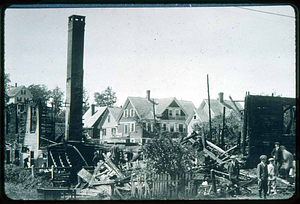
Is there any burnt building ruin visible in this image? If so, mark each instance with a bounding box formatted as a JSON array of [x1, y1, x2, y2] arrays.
[[65, 15, 86, 141], [243, 94, 296, 167]]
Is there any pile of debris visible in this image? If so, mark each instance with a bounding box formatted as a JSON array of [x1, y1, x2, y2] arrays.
[[74, 132, 295, 200], [76, 152, 138, 199]]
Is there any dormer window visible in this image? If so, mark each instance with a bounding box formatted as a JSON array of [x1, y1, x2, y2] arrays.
[[130, 109, 135, 117], [124, 109, 128, 117]]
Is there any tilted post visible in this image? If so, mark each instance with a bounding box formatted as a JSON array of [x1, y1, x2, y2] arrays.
[[210, 169, 217, 193]]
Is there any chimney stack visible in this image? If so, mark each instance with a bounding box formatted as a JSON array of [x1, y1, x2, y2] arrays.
[[65, 15, 86, 141], [91, 104, 95, 116], [218, 92, 224, 103], [146, 90, 151, 101]]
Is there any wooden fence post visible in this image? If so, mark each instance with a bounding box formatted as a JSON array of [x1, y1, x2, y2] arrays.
[[237, 132, 241, 153], [131, 174, 135, 198], [31, 165, 35, 178], [211, 169, 217, 193], [51, 165, 54, 179]]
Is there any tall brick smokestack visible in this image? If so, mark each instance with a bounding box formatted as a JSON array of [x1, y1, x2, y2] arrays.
[[65, 15, 86, 141]]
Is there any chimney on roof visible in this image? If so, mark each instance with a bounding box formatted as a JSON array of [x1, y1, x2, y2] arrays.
[[91, 104, 95, 116], [218, 92, 224, 103], [15, 83, 17, 87], [146, 90, 151, 101]]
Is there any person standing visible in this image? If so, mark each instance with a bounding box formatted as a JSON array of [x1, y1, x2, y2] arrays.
[[279, 145, 293, 180], [271, 142, 282, 177], [257, 155, 268, 199], [267, 158, 276, 195], [227, 155, 240, 196]]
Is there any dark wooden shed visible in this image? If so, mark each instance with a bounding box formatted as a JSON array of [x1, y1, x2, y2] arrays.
[[243, 95, 296, 167]]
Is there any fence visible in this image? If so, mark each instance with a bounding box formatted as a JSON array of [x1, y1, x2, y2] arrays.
[[130, 172, 198, 199]]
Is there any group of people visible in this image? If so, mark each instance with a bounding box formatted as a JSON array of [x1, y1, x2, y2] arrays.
[[227, 142, 295, 199]]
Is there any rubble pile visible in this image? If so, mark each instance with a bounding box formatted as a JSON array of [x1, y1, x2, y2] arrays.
[[56, 133, 296, 200]]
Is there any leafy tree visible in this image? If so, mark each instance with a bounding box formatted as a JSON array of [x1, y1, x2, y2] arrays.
[[192, 111, 242, 149], [4, 73, 11, 103], [28, 84, 52, 104], [94, 86, 117, 107], [50, 86, 64, 113], [142, 132, 196, 178]]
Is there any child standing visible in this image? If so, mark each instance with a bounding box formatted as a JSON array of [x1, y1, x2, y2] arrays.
[[257, 155, 268, 199], [267, 158, 276, 195]]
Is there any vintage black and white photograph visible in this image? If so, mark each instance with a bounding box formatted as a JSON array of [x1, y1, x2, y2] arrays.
[[3, 4, 297, 200]]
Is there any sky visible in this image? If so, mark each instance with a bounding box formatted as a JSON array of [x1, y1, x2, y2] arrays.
[[4, 5, 296, 107]]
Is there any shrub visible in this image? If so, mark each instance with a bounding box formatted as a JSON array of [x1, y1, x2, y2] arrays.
[[142, 132, 196, 178]]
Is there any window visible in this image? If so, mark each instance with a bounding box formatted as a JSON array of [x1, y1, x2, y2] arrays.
[[169, 109, 173, 116], [111, 128, 116, 135], [17, 97, 22, 102], [131, 123, 135, 132], [124, 124, 129, 135], [102, 129, 106, 136], [147, 123, 151, 132], [170, 124, 174, 132], [130, 109, 135, 117], [176, 109, 180, 116], [124, 109, 128, 117], [131, 138, 135, 143], [175, 123, 178, 132], [179, 124, 184, 132], [162, 123, 167, 131], [108, 115, 111, 123], [194, 115, 197, 119]]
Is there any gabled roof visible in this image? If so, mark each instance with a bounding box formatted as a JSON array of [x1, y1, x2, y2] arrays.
[[195, 108, 209, 122], [121, 97, 156, 120], [177, 99, 196, 116], [108, 107, 122, 121], [83, 106, 107, 128], [118, 96, 196, 123], [199, 99, 243, 117], [7, 85, 32, 97], [155, 97, 175, 115]]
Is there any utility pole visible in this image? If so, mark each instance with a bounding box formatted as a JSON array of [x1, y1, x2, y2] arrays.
[[207, 74, 212, 141], [221, 106, 226, 149], [147, 90, 158, 136]]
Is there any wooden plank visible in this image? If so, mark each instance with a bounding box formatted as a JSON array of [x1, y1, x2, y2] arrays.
[[88, 161, 104, 187], [206, 140, 226, 154], [49, 151, 57, 167], [95, 185, 112, 198], [90, 181, 115, 186], [77, 168, 92, 183], [131, 174, 135, 197], [203, 148, 224, 165], [103, 153, 124, 179]]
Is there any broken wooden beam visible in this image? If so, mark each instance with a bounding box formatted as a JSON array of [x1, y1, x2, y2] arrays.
[[206, 140, 226, 155], [88, 161, 104, 187], [218, 145, 237, 158]]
